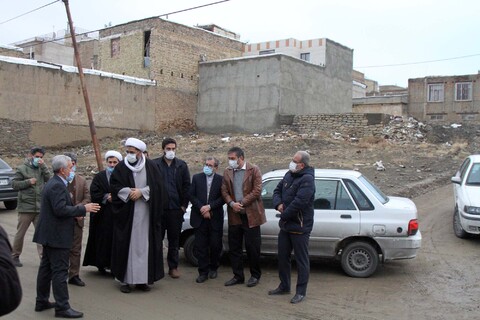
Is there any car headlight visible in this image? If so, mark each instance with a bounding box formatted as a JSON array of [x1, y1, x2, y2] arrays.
[[464, 206, 480, 215]]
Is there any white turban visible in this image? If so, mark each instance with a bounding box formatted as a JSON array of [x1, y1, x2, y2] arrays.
[[105, 150, 123, 161], [125, 137, 147, 152]]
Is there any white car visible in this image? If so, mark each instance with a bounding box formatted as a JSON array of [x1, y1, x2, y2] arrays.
[[181, 169, 422, 277], [451, 154, 480, 238]]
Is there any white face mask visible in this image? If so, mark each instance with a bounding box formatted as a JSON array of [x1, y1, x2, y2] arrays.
[[165, 150, 175, 160], [229, 159, 239, 169], [289, 161, 298, 172], [126, 153, 137, 164]]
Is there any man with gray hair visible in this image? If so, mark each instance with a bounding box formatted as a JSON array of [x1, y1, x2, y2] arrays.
[[188, 156, 225, 283], [33, 155, 100, 318], [269, 151, 315, 304]]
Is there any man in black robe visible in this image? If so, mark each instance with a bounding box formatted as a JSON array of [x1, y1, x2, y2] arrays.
[[109, 138, 167, 293], [83, 150, 123, 274]]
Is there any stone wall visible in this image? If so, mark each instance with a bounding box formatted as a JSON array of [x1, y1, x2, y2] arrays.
[[285, 113, 390, 137]]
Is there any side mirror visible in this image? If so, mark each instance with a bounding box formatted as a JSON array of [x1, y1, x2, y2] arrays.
[[451, 176, 461, 184]]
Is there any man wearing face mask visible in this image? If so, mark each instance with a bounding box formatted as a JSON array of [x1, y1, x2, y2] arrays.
[[110, 138, 167, 293], [269, 151, 315, 304], [188, 156, 225, 283], [153, 137, 191, 279], [221, 146, 266, 288], [11, 146, 51, 267], [63, 152, 91, 287], [83, 150, 123, 275], [34, 155, 100, 318]]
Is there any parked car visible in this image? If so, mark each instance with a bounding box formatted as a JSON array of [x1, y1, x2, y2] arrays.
[[180, 169, 422, 278], [451, 154, 480, 238], [0, 158, 18, 210]]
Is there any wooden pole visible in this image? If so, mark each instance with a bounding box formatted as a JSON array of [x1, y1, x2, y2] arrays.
[[62, 0, 104, 171]]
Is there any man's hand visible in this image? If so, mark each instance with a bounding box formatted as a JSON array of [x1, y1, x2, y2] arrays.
[[129, 188, 143, 201], [30, 178, 37, 185], [232, 202, 243, 213], [107, 193, 112, 203], [202, 211, 211, 219], [276, 203, 284, 213], [200, 205, 210, 214], [75, 216, 84, 222], [37, 158, 44, 166], [85, 203, 100, 213], [181, 206, 186, 213]]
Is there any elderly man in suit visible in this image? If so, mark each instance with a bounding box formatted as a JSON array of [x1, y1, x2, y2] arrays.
[[189, 156, 225, 283], [33, 155, 99, 318]]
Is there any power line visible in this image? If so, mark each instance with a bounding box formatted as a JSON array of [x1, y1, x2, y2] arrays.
[[355, 53, 480, 68], [0, 0, 60, 25]]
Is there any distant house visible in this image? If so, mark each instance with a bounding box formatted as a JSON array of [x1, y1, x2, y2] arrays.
[[0, 44, 24, 58], [408, 74, 480, 121]]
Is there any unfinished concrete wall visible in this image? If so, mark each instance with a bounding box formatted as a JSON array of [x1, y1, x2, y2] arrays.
[[353, 96, 408, 116]]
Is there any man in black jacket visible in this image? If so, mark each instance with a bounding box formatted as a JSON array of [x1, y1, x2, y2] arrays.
[[0, 225, 22, 317], [153, 137, 190, 279], [269, 151, 315, 304], [33, 155, 100, 318], [188, 156, 224, 283]]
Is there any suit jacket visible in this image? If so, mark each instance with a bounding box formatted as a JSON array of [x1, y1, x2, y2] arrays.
[[67, 174, 91, 228], [221, 162, 266, 228], [33, 175, 87, 249], [0, 226, 22, 316], [189, 172, 225, 230]]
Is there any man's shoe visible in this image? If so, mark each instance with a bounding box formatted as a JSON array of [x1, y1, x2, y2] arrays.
[[54, 308, 84, 318], [12, 257, 23, 267], [196, 274, 208, 283], [168, 268, 180, 279], [268, 287, 291, 295], [246, 277, 259, 287], [35, 301, 56, 312], [290, 294, 305, 304], [120, 285, 131, 293], [208, 270, 218, 279], [224, 277, 244, 286], [68, 276, 85, 287], [135, 284, 151, 291]]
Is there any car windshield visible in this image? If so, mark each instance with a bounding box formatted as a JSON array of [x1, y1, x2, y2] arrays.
[[358, 175, 389, 204], [466, 163, 480, 185], [0, 158, 12, 170]]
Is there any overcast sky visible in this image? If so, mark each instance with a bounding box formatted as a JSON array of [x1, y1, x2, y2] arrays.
[[1, 0, 479, 87]]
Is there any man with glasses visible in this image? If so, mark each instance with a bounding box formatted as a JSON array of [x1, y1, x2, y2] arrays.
[[11, 146, 51, 267]]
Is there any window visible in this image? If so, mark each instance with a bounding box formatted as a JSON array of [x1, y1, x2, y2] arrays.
[[430, 114, 444, 120], [466, 163, 480, 185], [428, 83, 444, 102], [261, 179, 280, 209], [314, 180, 356, 210], [300, 53, 310, 62], [344, 179, 375, 210], [111, 38, 120, 57], [461, 114, 477, 121], [455, 82, 472, 101], [259, 49, 275, 55]]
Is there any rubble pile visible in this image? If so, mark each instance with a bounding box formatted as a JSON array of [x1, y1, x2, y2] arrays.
[[382, 116, 428, 143]]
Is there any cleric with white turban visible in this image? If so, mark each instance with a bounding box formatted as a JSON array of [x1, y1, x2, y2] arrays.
[[105, 150, 123, 162], [124, 138, 146, 153]]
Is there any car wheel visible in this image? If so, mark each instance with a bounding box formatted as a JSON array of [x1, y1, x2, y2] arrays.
[[183, 234, 198, 267], [341, 241, 379, 278], [4, 200, 17, 210], [453, 207, 468, 239]]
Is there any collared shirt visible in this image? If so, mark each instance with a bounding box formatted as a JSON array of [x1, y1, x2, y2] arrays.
[[58, 174, 68, 186], [206, 173, 214, 201]]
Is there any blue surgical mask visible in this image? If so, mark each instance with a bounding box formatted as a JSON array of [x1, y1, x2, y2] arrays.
[[66, 171, 75, 183], [32, 157, 40, 167], [72, 165, 77, 172], [106, 167, 114, 173], [203, 166, 213, 176]]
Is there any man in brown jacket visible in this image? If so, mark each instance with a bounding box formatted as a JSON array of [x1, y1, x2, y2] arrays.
[[221, 147, 266, 288], [64, 153, 91, 287]]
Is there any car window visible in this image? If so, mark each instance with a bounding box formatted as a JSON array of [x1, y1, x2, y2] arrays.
[[261, 179, 281, 209], [466, 163, 480, 185], [0, 158, 12, 170], [459, 158, 471, 180], [358, 175, 388, 204], [344, 179, 375, 211], [314, 179, 356, 210]]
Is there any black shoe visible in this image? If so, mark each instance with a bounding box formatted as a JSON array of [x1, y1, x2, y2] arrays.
[[55, 308, 84, 318], [246, 277, 259, 287], [135, 284, 151, 291], [68, 276, 85, 287], [35, 301, 56, 312], [208, 270, 218, 279], [13, 257, 23, 267], [268, 287, 291, 295], [224, 277, 244, 286], [120, 285, 131, 293], [196, 274, 208, 283], [290, 294, 305, 304]]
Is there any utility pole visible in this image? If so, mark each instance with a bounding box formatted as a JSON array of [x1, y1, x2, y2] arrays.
[[62, 0, 103, 171]]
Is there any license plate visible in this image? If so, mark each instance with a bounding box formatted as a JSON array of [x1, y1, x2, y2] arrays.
[[0, 179, 8, 186]]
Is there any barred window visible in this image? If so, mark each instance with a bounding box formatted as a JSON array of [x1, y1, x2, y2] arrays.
[[428, 83, 444, 102], [455, 82, 472, 101]]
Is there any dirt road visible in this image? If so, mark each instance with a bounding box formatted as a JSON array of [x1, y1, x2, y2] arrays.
[[1, 184, 479, 320]]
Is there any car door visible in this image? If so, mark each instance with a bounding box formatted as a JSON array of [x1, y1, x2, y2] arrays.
[[310, 178, 360, 257], [454, 158, 471, 209]]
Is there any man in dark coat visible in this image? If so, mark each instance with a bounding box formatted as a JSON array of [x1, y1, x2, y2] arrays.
[[33, 155, 100, 318], [269, 151, 315, 304], [110, 138, 166, 293], [189, 156, 225, 283], [0, 225, 22, 317], [83, 150, 123, 274]]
